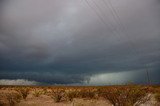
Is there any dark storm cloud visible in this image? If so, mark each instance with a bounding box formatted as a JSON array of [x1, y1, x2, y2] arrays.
[[0, 0, 160, 85]]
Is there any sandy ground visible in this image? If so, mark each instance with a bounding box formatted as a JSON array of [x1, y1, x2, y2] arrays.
[[17, 98, 112, 106], [0, 89, 112, 106], [138, 94, 159, 106], [0, 87, 160, 106], [16, 94, 112, 106]]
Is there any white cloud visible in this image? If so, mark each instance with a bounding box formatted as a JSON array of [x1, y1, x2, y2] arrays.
[[0, 79, 40, 85], [88, 70, 145, 85]]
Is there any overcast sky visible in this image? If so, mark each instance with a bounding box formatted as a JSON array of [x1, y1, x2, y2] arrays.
[[0, 0, 160, 85]]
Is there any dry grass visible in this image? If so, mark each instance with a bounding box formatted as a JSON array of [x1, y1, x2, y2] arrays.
[[32, 89, 44, 97], [6, 93, 21, 106], [0, 85, 160, 106], [97, 86, 148, 106], [154, 87, 160, 102], [66, 89, 96, 101], [0, 91, 22, 106], [51, 90, 67, 102], [15, 87, 30, 99]]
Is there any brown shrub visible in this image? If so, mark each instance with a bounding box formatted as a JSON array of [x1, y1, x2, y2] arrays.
[[51, 90, 67, 102], [98, 86, 147, 106], [67, 91, 78, 101], [66, 89, 96, 101], [15, 87, 30, 99], [33, 89, 43, 97], [78, 90, 95, 99], [0, 92, 22, 106], [155, 93, 160, 102]]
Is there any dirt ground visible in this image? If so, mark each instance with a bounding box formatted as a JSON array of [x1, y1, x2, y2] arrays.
[[0, 86, 160, 106], [17, 97, 112, 106], [0, 89, 112, 106]]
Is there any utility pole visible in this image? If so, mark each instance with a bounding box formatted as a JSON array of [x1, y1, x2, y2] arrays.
[[146, 64, 151, 85]]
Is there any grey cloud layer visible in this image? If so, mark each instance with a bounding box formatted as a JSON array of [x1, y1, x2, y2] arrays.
[[0, 0, 160, 84]]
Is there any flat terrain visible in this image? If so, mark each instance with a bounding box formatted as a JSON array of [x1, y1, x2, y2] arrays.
[[0, 85, 160, 106]]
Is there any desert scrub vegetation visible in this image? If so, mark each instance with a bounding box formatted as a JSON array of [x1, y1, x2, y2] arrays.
[[154, 87, 160, 102], [50, 88, 96, 102], [6, 92, 22, 106], [48, 85, 155, 105], [32, 89, 45, 97], [15, 87, 30, 99], [51, 90, 67, 102], [0, 85, 160, 105], [98, 86, 148, 106], [77, 90, 96, 99], [155, 93, 160, 102], [0, 91, 22, 106], [152, 86, 160, 103], [66, 90, 96, 101]]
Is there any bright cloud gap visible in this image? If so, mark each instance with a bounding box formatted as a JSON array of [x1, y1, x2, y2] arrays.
[[0, 79, 40, 85]]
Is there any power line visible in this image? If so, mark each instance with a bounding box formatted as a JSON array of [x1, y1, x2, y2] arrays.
[[102, 0, 137, 53], [84, 0, 124, 41], [82, 0, 151, 84], [83, 0, 142, 62], [103, 0, 151, 84], [84, 0, 110, 28], [83, 0, 124, 45], [101, 0, 140, 58], [83, 0, 135, 58], [91, 0, 140, 61], [82, 0, 139, 74], [146, 64, 151, 85], [102, 0, 122, 30]]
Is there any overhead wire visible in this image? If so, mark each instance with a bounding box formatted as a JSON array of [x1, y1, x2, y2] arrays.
[[102, 0, 123, 31], [102, 0, 138, 54], [82, 0, 138, 72], [87, 0, 137, 58], [90, 0, 137, 55], [82, 0, 151, 83], [83, 0, 138, 58], [84, 0, 111, 29], [103, 0, 151, 84], [82, 0, 151, 84], [83, 0, 125, 42]]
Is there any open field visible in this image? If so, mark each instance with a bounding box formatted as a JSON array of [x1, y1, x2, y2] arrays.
[[0, 85, 160, 106]]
